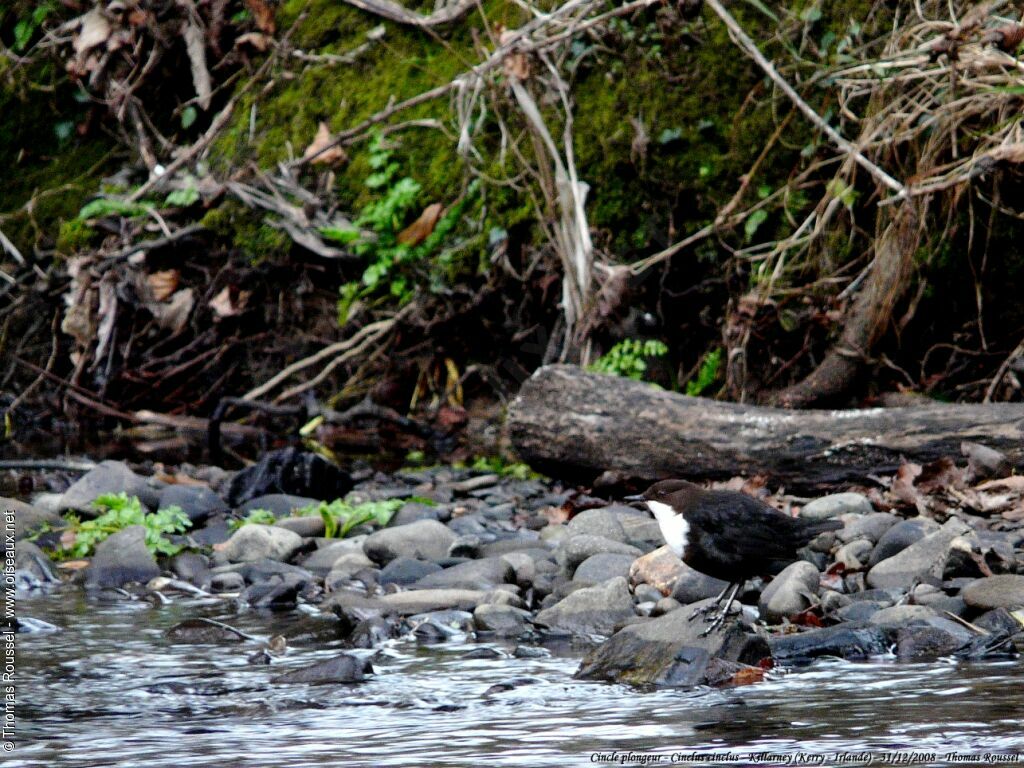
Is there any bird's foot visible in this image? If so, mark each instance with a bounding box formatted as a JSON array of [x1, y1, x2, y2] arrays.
[[688, 602, 718, 622], [698, 609, 730, 637]]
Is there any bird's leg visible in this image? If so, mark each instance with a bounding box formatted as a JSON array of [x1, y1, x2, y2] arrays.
[[688, 582, 734, 622], [699, 582, 741, 637]]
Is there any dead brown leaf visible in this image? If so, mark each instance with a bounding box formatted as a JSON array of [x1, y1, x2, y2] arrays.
[[729, 666, 766, 686], [183, 20, 212, 111], [74, 8, 112, 55], [208, 286, 250, 318], [147, 269, 180, 301], [57, 560, 90, 571], [398, 203, 443, 246], [916, 456, 964, 493], [235, 32, 272, 52], [892, 460, 924, 509], [245, 0, 277, 34], [303, 122, 346, 165]]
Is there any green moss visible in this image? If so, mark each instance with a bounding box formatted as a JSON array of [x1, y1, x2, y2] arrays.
[[55, 219, 95, 254], [200, 202, 290, 260]]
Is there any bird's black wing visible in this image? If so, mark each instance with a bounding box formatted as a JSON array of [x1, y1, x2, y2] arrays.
[[688, 491, 809, 562]]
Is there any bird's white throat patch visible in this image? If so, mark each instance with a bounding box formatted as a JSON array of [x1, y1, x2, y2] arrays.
[[646, 500, 690, 558]]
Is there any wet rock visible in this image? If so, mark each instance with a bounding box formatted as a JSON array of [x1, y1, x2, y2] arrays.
[[769, 623, 889, 661], [14, 541, 59, 591], [835, 538, 874, 570], [274, 516, 326, 538], [868, 518, 941, 567], [190, 517, 233, 547], [210, 572, 246, 592], [534, 576, 635, 636], [567, 508, 628, 543], [868, 604, 940, 627], [573, 553, 636, 585], [962, 441, 1011, 480], [558, 535, 642, 576], [6, 498, 64, 546], [759, 561, 820, 622], [973, 608, 1024, 648], [867, 518, 972, 590], [329, 588, 492, 615], [838, 513, 900, 545], [962, 575, 1024, 611], [800, 493, 872, 520], [347, 616, 400, 648], [652, 597, 682, 617], [379, 557, 442, 586], [463, 647, 504, 659], [325, 552, 377, 591], [227, 448, 352, 507], [14, 617, 61, 634], [61, 461, 161, 513], [474, 604, 532, 637], [166, 618, 251, 643], [84, 525, 160, 589], [836, 601, 884, 623], [576, 598, 770, 686], [409, 610, 475, 642], [391, 501, 441, 526], [168, 552, 210, 586], [220, 524, 304, 564], [412, 556, 514, 591], [158, 485, 227, 525], [298, 538, 368, 576], [270, 653, 372, 685], [499, 552, 537, 589], [243, 573, 308, 609], [363, 519, 456, 565], [629, 545, 729, 604], [895, 625, 965, 660]]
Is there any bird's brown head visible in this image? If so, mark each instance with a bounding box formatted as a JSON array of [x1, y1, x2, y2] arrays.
[[638, 481, 696, 505]]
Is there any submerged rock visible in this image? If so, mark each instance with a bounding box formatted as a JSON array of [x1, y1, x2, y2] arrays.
[[271, 653, 372, 685], [474, 603, 532, 637], [166, 618, 251, 643], [84, 525, 160, 589], [14, 541, 60, 591], [576, 598, 769, 687], [769, 623, 889, 661]]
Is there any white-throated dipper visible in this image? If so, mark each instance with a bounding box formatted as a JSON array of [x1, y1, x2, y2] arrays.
[[626, 479, 842, 634]]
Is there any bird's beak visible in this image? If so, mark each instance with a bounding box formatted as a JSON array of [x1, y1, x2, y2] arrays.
[[623, 494, 646, 503]]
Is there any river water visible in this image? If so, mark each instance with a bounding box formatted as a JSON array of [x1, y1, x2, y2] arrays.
[[13, 591, 1024, 767]]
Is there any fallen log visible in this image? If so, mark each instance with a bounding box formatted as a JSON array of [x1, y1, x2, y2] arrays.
[[507, 365, 1024, 489]]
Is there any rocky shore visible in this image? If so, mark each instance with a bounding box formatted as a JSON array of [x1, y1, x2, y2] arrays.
[[8, 451, 1024, 689]]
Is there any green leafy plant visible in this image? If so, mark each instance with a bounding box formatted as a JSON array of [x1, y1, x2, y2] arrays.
[[13, 4, 54, 52], [686, 347, 723, 397], [589, 339, 668, 381], [322, 132, 477, 324], [230, 508, 277, 530], [78, 198, 157, 220], [468, 456, 538, 480], [296, 498, 404, 538], [40, 493, 191, 560]]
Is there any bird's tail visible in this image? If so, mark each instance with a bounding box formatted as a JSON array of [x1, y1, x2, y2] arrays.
[[793, 517, 843, 545]]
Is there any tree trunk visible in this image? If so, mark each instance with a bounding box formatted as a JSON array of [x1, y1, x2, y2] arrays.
[[507, 365, 1024, 489]]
